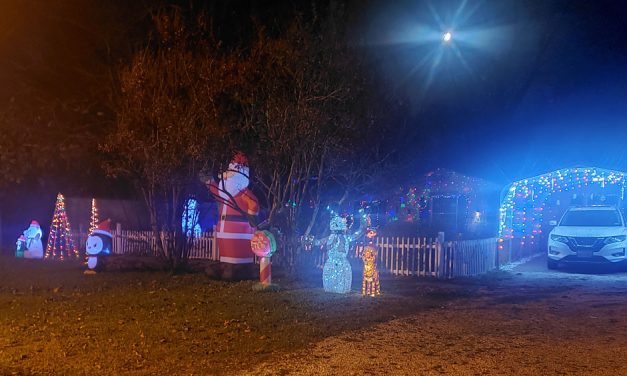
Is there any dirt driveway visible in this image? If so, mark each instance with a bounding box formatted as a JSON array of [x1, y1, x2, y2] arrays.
[[247, 255, 627, 375]]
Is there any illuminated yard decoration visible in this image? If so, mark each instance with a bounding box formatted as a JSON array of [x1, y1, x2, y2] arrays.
[[85, 219, 112, 273], [499, 167, 626, 248], [89, 198, 99, 234], [182, 197, 201, 237], [16, 235, 26, 258], [361, 227, 380, 297], [45, 193, 79, 260], [23, 220, 44, 259], [361, 246, 381, 297], [251, 230, 277, 286], [323, 214, 353, 294], [205, 153, 259, 265], [389, 169, 497, 235]]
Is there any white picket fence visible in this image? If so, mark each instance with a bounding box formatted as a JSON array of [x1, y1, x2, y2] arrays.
[[111, 229, 218, 260], [352, 237, 440, 277], [72, 229, 218, 260], [74, 228, 497, 278], [349, 237, 497, 278], [448, 238, 498, 278]]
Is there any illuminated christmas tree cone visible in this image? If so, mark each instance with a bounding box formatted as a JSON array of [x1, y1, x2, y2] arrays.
[[250, 230, 279, 291], [89, 198, 99, 234], [44, 193, 79, 261]]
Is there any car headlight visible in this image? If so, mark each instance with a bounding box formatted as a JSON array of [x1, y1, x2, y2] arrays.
[[550, 234, 569, 243], [604, 235, 626, 244]]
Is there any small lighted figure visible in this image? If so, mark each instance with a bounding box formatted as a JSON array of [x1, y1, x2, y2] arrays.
[[361, 227, 381, 297], [300, 234, 315, 251], [84, 219, 112, 274], [361, 246, 381, 297], [16, 235, 26, 258]]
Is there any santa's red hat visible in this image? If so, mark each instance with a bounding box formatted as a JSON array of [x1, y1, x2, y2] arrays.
[[228, 152, 249, 174], [92, 219, 112, 238], [30, 220, 40, 227], [232, 152, 248, 165]]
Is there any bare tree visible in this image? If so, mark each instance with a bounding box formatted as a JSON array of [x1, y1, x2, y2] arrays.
[[230, 11, 396, 266], [102, 10, 233, 269]]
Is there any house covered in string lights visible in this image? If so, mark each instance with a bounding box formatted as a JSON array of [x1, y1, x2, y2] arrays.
[[382, 169, 500, 238], [499, 166, 626, 252]]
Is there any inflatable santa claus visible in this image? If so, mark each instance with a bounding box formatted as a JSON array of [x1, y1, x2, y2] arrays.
[[206, 153, 259, 264]]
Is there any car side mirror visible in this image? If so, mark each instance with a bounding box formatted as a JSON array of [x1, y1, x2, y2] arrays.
[[549, 220, 558, 226]]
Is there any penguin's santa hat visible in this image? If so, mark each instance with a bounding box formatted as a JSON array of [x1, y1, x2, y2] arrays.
[[92, 219, 112, 238]]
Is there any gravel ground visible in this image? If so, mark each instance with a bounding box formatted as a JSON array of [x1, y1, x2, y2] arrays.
[[2, 255, 627, 375], [246, 256, 627, 375]]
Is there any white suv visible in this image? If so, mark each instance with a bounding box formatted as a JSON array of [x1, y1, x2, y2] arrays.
[[547, 206, 627, 269]]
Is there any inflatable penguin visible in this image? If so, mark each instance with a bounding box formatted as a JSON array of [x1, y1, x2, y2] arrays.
[[16, 235, 26, 258], [84, 219, 112, 274]]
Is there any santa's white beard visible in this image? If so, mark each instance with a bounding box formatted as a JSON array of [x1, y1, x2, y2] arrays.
[[220, 173, 249, 199]]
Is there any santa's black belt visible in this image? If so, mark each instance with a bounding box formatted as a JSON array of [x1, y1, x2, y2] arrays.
[[221, 215, 249, 222]]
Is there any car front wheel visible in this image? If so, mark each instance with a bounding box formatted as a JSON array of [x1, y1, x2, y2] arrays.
[[547, 259, 558, 270]]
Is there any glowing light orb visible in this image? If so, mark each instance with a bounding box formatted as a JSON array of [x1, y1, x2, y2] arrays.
[[442, 31, 452, 43]]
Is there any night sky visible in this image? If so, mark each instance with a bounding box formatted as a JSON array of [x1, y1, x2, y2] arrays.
[[358, 0, 627, 184], [2, 0, 627, 187]]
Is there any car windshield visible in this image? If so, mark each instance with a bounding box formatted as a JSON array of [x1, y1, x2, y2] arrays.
[[560, 209, 623, 227]]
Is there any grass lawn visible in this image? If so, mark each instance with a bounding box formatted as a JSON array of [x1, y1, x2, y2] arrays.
[[0, 255, 482, 375]]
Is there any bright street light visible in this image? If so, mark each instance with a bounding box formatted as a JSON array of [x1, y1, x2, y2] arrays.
[[442, 31, 452, 43]]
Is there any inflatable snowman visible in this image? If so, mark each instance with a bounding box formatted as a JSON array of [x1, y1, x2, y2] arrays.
[[85, 220, 112, 274], [23, 220, 43, 259], [322, 214, 352, 294]]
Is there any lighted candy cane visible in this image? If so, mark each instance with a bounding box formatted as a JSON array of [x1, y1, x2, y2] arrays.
[[250, 230, 277, 285]]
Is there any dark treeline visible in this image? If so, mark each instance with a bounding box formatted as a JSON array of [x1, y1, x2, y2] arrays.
[[0, 1, 415, 265]]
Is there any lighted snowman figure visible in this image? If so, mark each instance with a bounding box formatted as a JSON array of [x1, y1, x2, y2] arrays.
[[322, 214, 353, 294], [85, 220, 112, 274]]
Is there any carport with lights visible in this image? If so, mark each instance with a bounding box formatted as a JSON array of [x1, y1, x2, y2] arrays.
[[498, 167, 626, 262]]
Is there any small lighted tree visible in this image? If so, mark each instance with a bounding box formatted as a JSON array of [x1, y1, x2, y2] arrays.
[[45, 193, 79, 260], [89, 198, 99, 234]]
